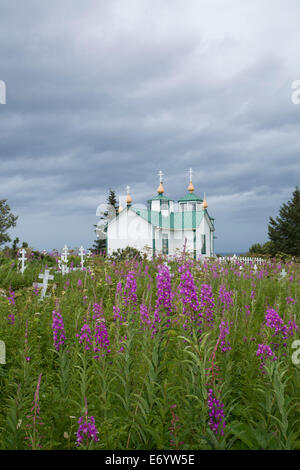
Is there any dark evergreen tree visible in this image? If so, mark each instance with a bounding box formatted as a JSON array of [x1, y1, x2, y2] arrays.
[[91, 189, 119, 254], [0, 199, 18, 247], [268, 186, 300, 256], [11, 237, 19, 257], [247, 241, 274, 256]]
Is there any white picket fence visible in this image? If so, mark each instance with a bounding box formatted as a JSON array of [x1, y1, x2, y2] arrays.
[[218, 255, 265, 265]]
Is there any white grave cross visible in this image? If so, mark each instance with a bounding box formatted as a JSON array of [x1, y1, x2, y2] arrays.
[[279, 268, 287, 280], [18, 248, 27, 274], [33, 269, 54, 300], [79, 245, 85, 270], [61, 245, 70, 275], [61, 245, 69, 263]]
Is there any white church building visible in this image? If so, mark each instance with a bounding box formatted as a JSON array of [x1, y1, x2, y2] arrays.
[[105, 170, 215, 259]]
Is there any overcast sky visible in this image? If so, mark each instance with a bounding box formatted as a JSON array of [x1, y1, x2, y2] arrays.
[[0, 0, 300, 253]]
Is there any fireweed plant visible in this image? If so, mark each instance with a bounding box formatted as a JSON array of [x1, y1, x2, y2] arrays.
[[0, 252, 299, 449]]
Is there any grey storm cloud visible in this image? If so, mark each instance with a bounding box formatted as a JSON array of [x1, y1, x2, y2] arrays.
[[0, 0, 300, 251]]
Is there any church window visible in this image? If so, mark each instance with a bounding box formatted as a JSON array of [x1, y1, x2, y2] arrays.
[[201, 234, 206, 255]]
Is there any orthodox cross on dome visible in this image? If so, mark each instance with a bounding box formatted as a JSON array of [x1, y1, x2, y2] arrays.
[[188, 167, 194, 193], [157, 170, 164, 194]]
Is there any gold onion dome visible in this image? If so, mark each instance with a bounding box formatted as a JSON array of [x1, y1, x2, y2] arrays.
[[118, 204, 123, 213], [157, 182, 164, 194], [202, 196, 208, 209], [126, 193, 132, 205], [188, 181, 195, 193]]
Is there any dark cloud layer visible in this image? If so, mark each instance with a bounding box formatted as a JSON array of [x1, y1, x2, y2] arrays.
[[0, 0, 300, 252]]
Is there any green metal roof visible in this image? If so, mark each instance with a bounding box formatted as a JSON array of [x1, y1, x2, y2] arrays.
[[147, 193, 174, 202], [132, 208, 204, 229], [177, 192, 203, 203]]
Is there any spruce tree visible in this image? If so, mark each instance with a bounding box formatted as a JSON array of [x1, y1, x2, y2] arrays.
[[91, 189, 118, 254], [0, 199, 18, 247], [268, 186, 300, 256]]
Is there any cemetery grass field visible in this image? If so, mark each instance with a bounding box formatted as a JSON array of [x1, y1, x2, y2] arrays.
[[0, 251, 300, 450]]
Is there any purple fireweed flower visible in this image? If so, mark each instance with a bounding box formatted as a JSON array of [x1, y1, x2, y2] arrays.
[[256, 343, 277, 372], [250, 290, 256, 300], [33, 285, 39, 296], [77, 324, 92, 351], [219, 321, 232, 353], [76, 415, 99, 447], [264, 307, 295, 343], [123, 271, 137, 313], [8, 313, 15, 324], [140, 303, 151, 328], [151, 264, 174, 336], [8, 289, 15, 305], [287, 320, 298, 336], [178, 264, 201, 336], [178, 264, 199, 317], [93, 320, 110, 359], [77, 279, 83, 288], [52, 311, 66, 352], [200, 284, 214, 327], [155, 264, 173, 316], [76, 399, 99, 448], [113, 305, 122, 322], [93, 302, 104, 320], [116, 281, 122, 294], [265, 308, 284, 334], [286, 296, 296, 305], [218, 285, 233, 309], [207, 389, 226, 436]]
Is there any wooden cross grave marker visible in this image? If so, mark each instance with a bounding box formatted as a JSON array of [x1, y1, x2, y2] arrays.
[[79, 245, 85, 270], [18, 248, 27, 274], [33, 269, 54, 301]]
